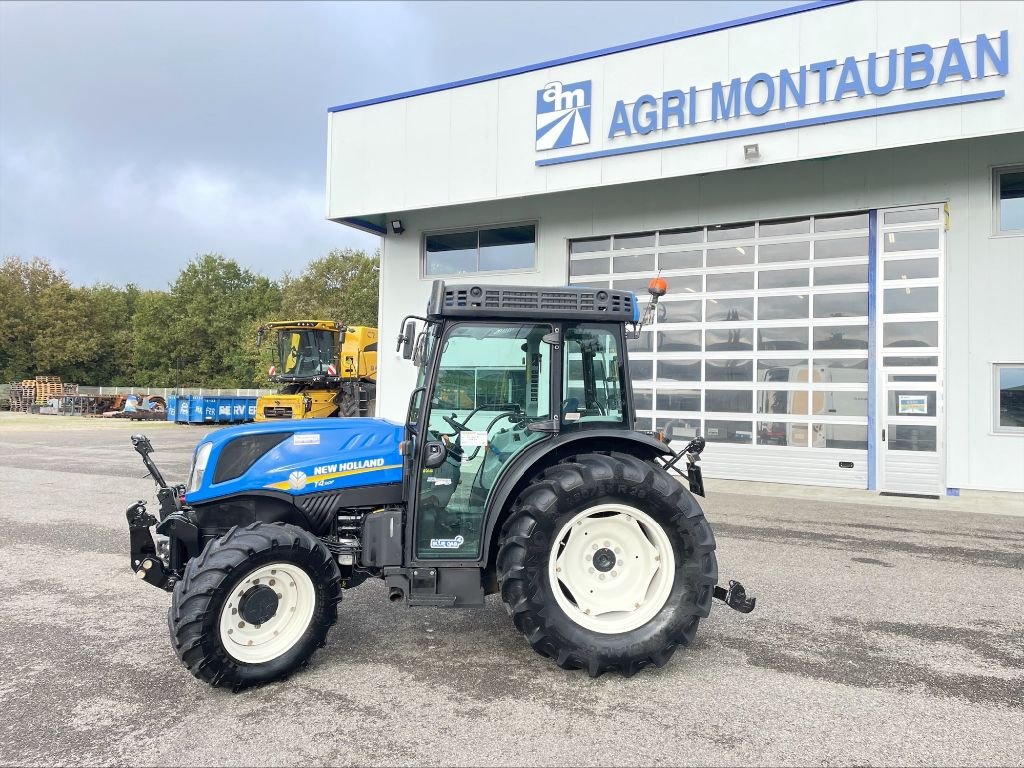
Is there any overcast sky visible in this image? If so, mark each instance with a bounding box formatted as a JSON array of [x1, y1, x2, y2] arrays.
[[0, 0, 799, 289]]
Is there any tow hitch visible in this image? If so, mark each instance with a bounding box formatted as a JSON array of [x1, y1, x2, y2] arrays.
[[713, 580, 757, 613], [126, 499, 173, 590]]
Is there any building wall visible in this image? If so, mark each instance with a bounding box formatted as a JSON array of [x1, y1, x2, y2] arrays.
[[328, 0, 1023, 220], [376, 134, 1023, 492]]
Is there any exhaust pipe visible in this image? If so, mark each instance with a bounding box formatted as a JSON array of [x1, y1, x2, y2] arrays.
[[388, 587, 405, 603]]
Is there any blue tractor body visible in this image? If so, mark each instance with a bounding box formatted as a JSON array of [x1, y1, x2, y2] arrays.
[[185, 417, 404, 505]]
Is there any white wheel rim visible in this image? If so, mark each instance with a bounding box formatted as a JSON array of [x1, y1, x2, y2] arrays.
[[548, 503, 676, 635], [218, 563, 316, 664]]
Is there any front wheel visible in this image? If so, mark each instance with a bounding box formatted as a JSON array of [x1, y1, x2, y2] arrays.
[[496, 452, 718, 677], [168, 522, 341, 690]]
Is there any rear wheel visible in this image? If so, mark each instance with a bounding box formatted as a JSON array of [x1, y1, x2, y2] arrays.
[[496, 452, 718, 677], [169, 522, 341, 690]]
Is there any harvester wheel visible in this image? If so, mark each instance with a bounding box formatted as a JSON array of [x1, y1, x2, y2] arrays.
[[496, 452, 718, 677], [168, 522, 341, 690], [337, 388, 359, 418]]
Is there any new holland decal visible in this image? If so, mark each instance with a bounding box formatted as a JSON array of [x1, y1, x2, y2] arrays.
[[264, 457, 400, 492]]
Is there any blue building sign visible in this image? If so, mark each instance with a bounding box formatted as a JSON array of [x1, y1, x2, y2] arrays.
[[536, 31, 1008, 166]]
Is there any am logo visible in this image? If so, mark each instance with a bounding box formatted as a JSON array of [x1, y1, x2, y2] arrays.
[[535, 80, 592, 151]]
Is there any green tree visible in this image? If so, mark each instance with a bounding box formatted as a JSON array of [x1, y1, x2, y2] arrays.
[[280, 248, 379, 326], [0, 257, 70, 381]]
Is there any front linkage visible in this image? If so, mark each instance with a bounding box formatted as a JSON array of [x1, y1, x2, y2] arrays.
[[126, 435, 199, 591]]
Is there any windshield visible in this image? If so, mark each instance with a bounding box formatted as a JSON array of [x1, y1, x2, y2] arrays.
[[274, 329, 337, 378]]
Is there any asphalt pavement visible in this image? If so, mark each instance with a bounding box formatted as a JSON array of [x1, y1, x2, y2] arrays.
[[0, 414, 1022, 767]]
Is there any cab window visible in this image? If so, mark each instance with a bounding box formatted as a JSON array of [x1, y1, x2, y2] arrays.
[[562, 323, 626, 427]]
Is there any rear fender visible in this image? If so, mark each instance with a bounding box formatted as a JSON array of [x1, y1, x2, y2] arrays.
[[480, 430, 671, 573]]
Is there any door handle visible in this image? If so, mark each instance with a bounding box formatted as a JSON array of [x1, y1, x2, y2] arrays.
[[882, 428, 886, 441]]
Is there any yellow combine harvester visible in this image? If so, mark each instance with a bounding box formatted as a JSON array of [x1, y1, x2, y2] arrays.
[[255, 320, 377, 421]]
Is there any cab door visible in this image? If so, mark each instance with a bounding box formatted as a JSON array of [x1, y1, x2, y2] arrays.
[[411, 321, 554, 562]]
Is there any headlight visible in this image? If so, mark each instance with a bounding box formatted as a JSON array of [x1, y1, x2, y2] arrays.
[[187, 442, 213, 492]]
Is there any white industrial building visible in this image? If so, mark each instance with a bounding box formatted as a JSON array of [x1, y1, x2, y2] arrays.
[[325, 0, 1023, 496]]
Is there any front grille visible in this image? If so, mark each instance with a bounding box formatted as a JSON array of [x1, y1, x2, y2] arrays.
[[262, 407, 293, 418]]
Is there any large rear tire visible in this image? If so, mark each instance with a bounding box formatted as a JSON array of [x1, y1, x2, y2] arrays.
[[168, 522, 341, 690], [496, 452, 718, 677]]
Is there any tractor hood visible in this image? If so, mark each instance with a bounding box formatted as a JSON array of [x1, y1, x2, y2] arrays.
[[184, 418, 404, 505]]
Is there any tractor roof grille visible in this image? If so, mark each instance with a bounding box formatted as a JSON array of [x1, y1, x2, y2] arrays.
[[428, 281, 636, 322]]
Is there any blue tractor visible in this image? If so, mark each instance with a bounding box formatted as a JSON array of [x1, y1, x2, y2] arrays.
[[127, 280, 754, 689]]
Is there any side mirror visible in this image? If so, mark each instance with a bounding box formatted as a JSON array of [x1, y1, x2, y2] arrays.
[[424, 441, 447, 469], [401, 321, 416, 360]]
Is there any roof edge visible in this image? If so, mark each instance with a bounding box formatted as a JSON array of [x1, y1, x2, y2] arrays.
[[327, 0, 853, 114]]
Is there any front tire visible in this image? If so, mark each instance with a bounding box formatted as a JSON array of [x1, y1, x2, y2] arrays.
[[169, 522, 341, 690], [496, 452, 718, 677]]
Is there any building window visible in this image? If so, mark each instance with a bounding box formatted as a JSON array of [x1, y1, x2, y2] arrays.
[[994, 364, 1024, 433], [424, 223, 536, 276], [572, 213, 869, 449], [993, 166, 1024, 235]]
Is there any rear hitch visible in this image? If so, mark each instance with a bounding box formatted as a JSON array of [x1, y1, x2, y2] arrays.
[[126, 500, 174, 591], [713, 580, 757, 613]]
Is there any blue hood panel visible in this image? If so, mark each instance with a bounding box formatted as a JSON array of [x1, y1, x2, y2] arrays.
[[186, 418, 404, 504]]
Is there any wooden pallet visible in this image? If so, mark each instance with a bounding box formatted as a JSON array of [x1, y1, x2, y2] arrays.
[[34, 375, 63, 405], [9, 381, 37, 412]]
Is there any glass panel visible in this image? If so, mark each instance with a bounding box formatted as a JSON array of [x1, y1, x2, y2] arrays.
[[612, 278, 653, 293], [883, 228, 939, 253], [883, 356, 938, 367], [633, 390, 653, 410], [707, 246, 754, 267], [659, 250, 702, 270], [758, 268, 808, 289], [814, 212, 869, 232], [815, 263, 868, 285], [758, 421, 809, 446], [658, 330, 702, 352], [706, 297, 753, 322], [888, 390, 936, 417], [883, 321, 938, 348], [707, 390, 753, 416], [815, 358, 868, 384], [998, 170, 1024, 232], [570, 280, 609, 290], [757, 327, 809, 351], [659, 227, 704, 246], [814, 291, 868, 318], [424, 230, 478, 275], [815, 236, 869, 259], [707, 222, 754, 241], [811, 423, 868, 450], [759, 241, 810, 263], [759, 294, 808, 320], [479, 225, 535, 271], [657, 389, 701, 411], [888, 424, 937, 451], [883, 257, 939, 280], [416, 323, 552, 559], [757, 359, 809, 382], [563, 324, 627, 426], [707, 271, 754, 292], [814, 325, 869, 349], [705, 328, 753, 351], [634, 417, 653, 431], [705, 419, 753, 443], [570, 256, 609, 276], [613, 253, 655, 273], [888, 374, 936, 383], [658, 359, 702, 382], [570, 237, 610, 254], [629, 360, 653, 380], [664, 419, 701, 439], [664, 274, 702, 294], [883, 207, 939, 225], [705, 360, 753, 382], [759, 218, 810, 237], [613, 232, 656, 250], [627, 331, 653, 353], [759, 389, 807, 415], [884, 286, 938, 314], [659, 300, 702, 323], [997, 365, 1024, 428], [812, 391, 868, 417]]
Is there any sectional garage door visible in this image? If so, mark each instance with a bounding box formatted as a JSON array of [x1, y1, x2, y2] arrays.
[[569, 212, 872, 488]]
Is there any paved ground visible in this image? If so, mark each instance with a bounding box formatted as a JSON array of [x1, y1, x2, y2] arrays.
[[1, 413, 1022, 767]]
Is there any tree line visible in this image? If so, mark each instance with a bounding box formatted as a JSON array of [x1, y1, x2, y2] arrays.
[[0, 250, 379, 388]]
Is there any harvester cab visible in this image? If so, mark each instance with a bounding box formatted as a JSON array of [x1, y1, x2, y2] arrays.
[[126, 279, 754, 691], [255, 320, 378, 420]]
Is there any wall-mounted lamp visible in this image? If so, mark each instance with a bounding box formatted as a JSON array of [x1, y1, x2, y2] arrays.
[[390, 219, 405, 235], [743, 143, 760, 161]]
